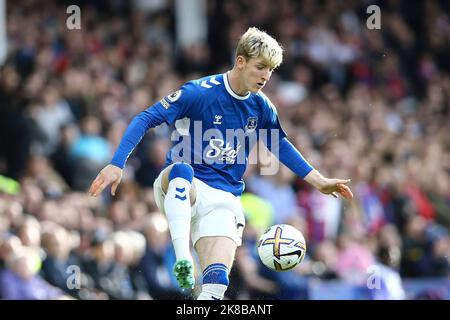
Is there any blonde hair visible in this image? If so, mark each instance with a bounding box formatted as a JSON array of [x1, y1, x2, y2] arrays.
[[235, 27, 283, 69]]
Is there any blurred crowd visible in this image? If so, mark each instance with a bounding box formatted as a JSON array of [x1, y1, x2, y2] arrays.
[[0, 0, 449, 300]]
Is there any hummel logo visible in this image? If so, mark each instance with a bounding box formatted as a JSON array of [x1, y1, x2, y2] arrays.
[[175, 194, 187, 201], [175, 186, 187, 201], [213, 115, 222, 125]]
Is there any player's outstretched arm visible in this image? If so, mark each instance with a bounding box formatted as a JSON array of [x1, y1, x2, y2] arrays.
[[88, 164, 123, 197], [304, 169, 353, 200], [87, 97, 172, 198]]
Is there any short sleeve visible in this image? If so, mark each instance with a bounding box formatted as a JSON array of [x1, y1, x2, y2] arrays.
[[152, 82, 199, 125]]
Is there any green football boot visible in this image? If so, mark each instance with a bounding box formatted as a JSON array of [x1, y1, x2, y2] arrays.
[[173, 259, 195, 289]]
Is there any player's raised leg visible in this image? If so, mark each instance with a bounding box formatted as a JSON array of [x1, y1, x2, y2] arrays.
[[194, 236, 237, 300], [162, 162, 196, 289]]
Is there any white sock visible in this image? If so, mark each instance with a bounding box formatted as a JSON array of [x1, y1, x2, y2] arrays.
[[164, 177, 192, 261], [197, 284, 228, 300]]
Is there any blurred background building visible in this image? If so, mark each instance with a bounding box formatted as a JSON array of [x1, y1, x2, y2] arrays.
[[0, 0, 449, 300]]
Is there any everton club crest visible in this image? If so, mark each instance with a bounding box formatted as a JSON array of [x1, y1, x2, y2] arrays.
[[245, 117, 258, 132]]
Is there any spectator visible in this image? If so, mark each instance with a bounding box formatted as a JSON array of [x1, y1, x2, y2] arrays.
[[0, 247, 68, 300], [367, 245, 406, 300], [40, 224, 82, 298], [30, 85, 74, 157], [69, 116, 113, 191], [139, 213, 187, 299]]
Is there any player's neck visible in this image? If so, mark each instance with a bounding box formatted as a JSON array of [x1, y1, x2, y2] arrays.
[[227, 69, 250, 96]]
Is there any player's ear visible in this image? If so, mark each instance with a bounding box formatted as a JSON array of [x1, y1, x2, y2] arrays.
[[236, 55, 246, 71]]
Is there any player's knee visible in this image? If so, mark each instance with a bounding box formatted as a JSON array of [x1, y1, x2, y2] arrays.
[[168, 162, 194, 183]]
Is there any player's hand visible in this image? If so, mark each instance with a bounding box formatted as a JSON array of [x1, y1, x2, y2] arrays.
[[304, 169, 353, 201], [316, 178, 353, 200], [88, 164, 123, 197]]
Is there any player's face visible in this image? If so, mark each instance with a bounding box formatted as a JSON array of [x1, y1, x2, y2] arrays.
[[241, 57, 274, 93]]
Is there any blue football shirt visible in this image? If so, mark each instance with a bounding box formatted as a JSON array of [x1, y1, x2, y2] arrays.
[[111, 72, 313, 196]]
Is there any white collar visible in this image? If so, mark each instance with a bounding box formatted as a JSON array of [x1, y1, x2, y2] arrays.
[[223, 72, 251, 100]]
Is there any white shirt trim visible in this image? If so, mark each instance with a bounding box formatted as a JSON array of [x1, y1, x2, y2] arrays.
[[223, 72, 251, 100]]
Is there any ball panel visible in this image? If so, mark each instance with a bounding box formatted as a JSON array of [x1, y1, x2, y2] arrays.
[[257, 224, 307, 272]]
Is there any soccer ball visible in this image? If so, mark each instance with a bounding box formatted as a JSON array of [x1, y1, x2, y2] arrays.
[[257, 224, 307, 272]]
